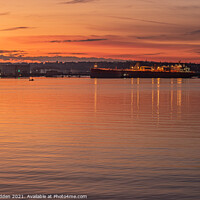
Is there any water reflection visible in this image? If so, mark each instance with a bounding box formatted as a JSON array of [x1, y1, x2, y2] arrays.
[[137, 78, 140, 113], [177, 79, 182, 117], [177, 90, 182, 107], [152, 78, 154, 117], [131, 78, 134, 117], [177, 79, 182, 106], [94, 78, 97, 113], [92, 78, 185, 122], [157, 78, 160, 121], [170, 79, 174, 119], [0, 78, 199, 199]]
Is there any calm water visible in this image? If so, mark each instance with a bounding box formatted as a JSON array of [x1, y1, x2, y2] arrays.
[[0, 78, 200, 200]]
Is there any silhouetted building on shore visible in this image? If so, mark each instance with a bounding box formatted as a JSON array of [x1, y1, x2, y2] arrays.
[[0, 63, 30, 77], [0, 61, 199, 77]]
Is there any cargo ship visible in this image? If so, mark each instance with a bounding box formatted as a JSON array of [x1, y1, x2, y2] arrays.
[[90, 63, 198, 78]]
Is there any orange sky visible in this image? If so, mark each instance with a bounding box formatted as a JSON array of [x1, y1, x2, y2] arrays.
[[0, 0, 200, 62]]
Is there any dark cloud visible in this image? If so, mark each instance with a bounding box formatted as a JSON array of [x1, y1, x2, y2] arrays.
[[0, 54, 122, 62], [98, 36, 200, 51], [49, 38, 107, 43], [47, 52, 87, 55], [0, 12, 10, 16], [133, 31, 200, 41], [108, 54, 135, 58], [174, 5, 200, 10], [0, 50, 27, 59], [143, 53, 163, 56], [0, 50, 25, 53], [108, 16, 178, 26], [108, 52, 163, 58], [0, 26, 32, 31], [188, 29, 200, 35], [188, 49, 200, 54], [88, 21, 181, 37], [60, 0, 95, 4], [136, 35, 167, 40]]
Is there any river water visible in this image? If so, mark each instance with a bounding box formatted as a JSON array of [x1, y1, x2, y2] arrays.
[[0, 78, 200, 200]]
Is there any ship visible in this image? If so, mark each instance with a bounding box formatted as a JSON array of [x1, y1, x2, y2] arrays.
[[90, 63, 198, 78]]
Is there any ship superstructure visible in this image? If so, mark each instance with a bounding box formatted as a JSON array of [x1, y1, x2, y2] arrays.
[[91, 63, 197, 78]]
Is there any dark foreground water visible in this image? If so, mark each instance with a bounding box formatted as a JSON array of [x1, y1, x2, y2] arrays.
[[0, 78, 199, 200]]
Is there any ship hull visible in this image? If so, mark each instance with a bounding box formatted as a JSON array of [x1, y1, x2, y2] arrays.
[[90, 68, 122, 78], [90, 68, 197, 78]]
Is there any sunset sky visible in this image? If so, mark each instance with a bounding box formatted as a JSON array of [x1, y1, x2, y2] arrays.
[[0, 0, 200, 63]]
